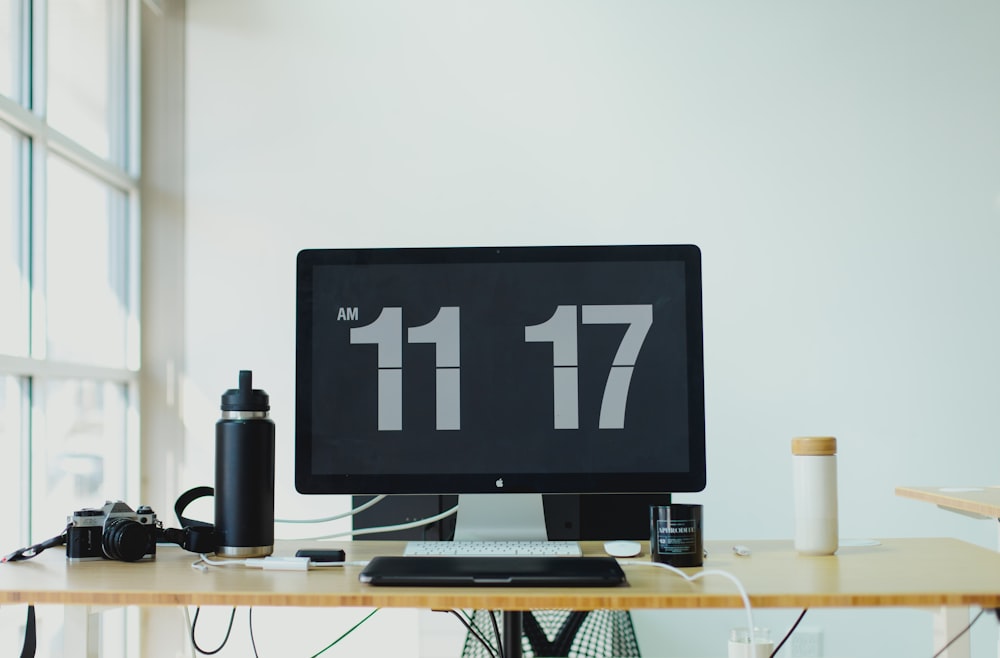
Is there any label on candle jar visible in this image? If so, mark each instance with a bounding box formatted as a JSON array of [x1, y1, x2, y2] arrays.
[[655, 518, 699, 555]]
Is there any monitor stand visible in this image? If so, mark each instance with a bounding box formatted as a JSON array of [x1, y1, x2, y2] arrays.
[[452, 493, 549, 658], [452, 493, 548, 541]]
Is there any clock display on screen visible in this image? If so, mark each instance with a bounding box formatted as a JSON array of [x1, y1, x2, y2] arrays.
[[303, 254, 695, 482]]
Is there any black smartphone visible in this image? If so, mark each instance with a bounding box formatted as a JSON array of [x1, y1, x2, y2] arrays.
[[294, 548, 346, 562]]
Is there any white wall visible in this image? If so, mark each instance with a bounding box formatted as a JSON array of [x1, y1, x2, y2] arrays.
[[171, 1, 1000, 655]]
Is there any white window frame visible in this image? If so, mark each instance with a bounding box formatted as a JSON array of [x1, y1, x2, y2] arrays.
[[0, 0, 141, 553]]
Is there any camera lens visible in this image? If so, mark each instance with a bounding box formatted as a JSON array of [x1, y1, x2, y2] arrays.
[[103, 518, 150, 562]]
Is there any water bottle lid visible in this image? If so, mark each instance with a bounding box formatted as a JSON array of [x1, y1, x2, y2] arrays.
[[221, 370, 270, 412], [791, 436, 836, 456]]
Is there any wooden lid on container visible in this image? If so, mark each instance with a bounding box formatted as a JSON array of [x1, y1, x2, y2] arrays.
[[791, 436, 837, 456]]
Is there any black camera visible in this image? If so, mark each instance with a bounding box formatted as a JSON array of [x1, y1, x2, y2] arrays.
[[66, 501, 159, 562]]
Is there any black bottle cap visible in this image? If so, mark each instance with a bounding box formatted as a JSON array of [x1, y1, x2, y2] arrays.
[[220, 370, 270, 412]]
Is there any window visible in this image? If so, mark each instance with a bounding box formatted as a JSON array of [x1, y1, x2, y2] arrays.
[[0, 123, 27, 356], [0, 377, 25, 533], [45, 154, 131, 367], [48, 0, 126, 161], [0, 1, 139, 655], [0, 0, 18, 99]]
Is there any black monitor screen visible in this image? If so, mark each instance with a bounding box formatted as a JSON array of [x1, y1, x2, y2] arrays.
[[295, 244, 705, 496]]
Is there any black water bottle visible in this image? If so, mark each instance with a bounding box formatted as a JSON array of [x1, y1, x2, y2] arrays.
[[215, 370, 275, 557]]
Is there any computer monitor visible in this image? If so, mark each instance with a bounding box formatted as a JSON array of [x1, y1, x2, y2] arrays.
[[295, 244, 706, 541]]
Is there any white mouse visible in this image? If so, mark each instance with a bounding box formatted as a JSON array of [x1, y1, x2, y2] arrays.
[[603, 540, 642, 558]]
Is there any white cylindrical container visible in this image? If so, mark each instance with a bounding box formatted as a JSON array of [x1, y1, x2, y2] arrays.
[[792, 436, 838, 556], [728, 627, 773, 658]]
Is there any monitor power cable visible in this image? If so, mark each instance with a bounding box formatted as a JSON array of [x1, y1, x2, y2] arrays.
[[294, 505, 458, 542], [272, 494, 459, 541], [274, 494, 387, 524], [439, 609, 505, 658]]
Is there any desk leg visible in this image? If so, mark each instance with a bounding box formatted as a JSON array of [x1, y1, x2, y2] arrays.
[[63, 606, 102, 658], [503, 611, 523, 658], [932, 606, 971, 658], [994, 518, 1000, 658]]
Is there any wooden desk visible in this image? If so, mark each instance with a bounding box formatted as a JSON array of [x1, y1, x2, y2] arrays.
[[897, 485, 1000, 521], [3, 538, 1000, 656], [897, 486, 1000, 658]]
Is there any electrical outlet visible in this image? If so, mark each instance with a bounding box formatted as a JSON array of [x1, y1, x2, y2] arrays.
[[791, 627, 822, 658]]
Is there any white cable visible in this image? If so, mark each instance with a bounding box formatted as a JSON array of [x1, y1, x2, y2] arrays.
[[198, 553, 246, 566], [191, 553, 247, 570], [191, 553, 370, 571], [275, 495, 388, 524], [620, 560, 756, 644], [296, 505, 459, 541]]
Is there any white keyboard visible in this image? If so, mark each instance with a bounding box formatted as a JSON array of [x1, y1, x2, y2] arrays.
[[403, 540, 583, 557]]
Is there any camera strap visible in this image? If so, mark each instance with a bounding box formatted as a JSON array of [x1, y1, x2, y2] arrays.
[[19, 605, 35, 658], [2, 528, 68, 563], [171, 486, 221, 554]]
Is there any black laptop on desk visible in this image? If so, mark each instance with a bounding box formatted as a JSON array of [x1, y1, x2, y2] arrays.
[[359, 556, 627, 587]]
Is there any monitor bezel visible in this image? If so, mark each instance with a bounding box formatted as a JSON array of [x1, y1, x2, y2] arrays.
[[295, 244, 706, 496]]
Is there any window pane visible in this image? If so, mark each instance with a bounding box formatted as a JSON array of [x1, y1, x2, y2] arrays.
[[0, 0, 14, 99], [45, 155, 129, 367], [0, 376, 30, 655], [47, 0, 119, 158], [25, 378, 128, 657], [0, 376, 24, 550], [0, 124, 27, 356], [32, 379, 128, 535]]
